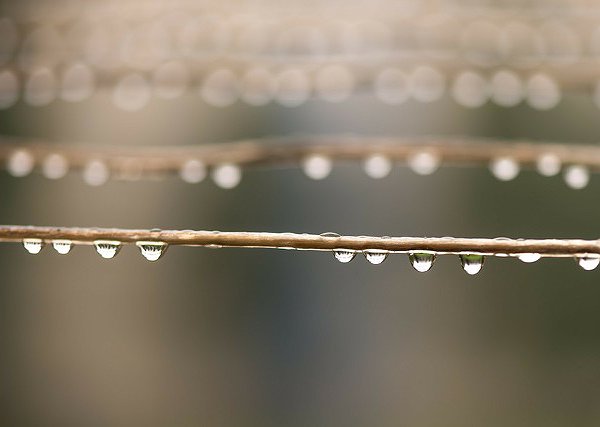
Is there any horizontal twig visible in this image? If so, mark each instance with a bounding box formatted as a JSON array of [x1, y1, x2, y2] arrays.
[[0, 135, 599, 177], [2, 225, 600, 257]]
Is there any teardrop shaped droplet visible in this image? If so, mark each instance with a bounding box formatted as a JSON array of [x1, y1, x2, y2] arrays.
[[136, 241, 168, 262], [459, 254, 485, 275], [94, 240, 121, 259], [333, 249, 356, 263], [363, 250, 388, 265], [409, 252, 436, 272], [52, 239, 72, 255], [23, 238, 44, 254], [576, 254, 600, 271], [517, 253, 541, 263]]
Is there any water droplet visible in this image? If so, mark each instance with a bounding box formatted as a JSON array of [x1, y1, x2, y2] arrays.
[[526, 73, 561, 110], [136, 241, 168, 262], [201, 68, 238, 107], [320, 232, 340, 238], [408, 151, 440, 175], [490, 70, 524, 107], [490, 157, 520, 181], [61, 62, 95, 103], [275, 68, 310, 107], [459, 254, 485, 275], [452, 70, 489, 108], [517, 253, 541, 263], [7, 150, 34, 177], [409, 252, 436, 272], [42, 153, 69, 179], [83, 159, 109, 186], [179, 159, 206, 183], [576, 254, 600, 271], [334, 249, 356, 263], [94, 240, 121, 259], [211, 163, 241, 189], [113, 73, 151, 112], [363, 154, 392, 179], [363, 250, 388, 265], [52, 240, 72, 255], [563, 165, 589, 189], [23, 238, 44, 254], [240, 67, 275, 106], [25, 67, 57, 107], [536, 153, 561, 176], [302, 155, 332, 180]]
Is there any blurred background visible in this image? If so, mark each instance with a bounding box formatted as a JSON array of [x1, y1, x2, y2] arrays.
[[1, 0, 600, 425]]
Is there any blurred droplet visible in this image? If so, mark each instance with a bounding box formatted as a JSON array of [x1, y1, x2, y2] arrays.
[[201, 68, 238, 107], [7, 150, 34, 177], [563, 165, 589, 189], [0, 69, 18, 109], [61, 62, 95, 102], [52, 240, 72, 255], [113, 73, 151, 111], [179, 159, 206, 183], [576, 254, 600, 271], [518, 253, 541, 263], [363, 250, 388, 265], [42, 153, 69, 180], [490, 70, 523, 107], [409, 252, 436, 272], [490, 157, 520, 181], [536, 153, 561, 176], [409, 65, 445, 103], [334, 249, 355, 263], [211, 163, 241, 189], [94, 240, 121, 259], [302, 155, 332, 180], [526, 73, 560, 110], [315, 65, 354, 103], [23, 238, 44, 254], [136, 241, 168, 262], [363, 154, 392, 179], [374, 68, 409, 105], [83, 159, 109, 186], [275, 68, 310, 107], [25, 68, 57, 107], [452, 70, 489, 108], [153, 61, 189, 99], [408, 151, 440, 175], [240, 67, 275, 106], [460, 253, 484, 275]]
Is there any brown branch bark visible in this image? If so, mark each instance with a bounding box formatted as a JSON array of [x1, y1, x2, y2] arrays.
[[1, 135, 600, 176], [1, 225, 599, 256]]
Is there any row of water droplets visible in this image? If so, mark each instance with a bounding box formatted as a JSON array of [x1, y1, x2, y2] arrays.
[[331, 248, 600, 274], [4, 148, 595, 189], [22, 238, 168, 261], [0, 64, 575, 111]]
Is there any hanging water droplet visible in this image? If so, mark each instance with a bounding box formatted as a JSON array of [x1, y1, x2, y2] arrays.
[[517, 253, 541, 263], [302, 155, 332, 180], [363, 154, 392, 179], [136, 241, 168, 262], [211, 163, 241, 189], [179, 159, 206, 183], [42, 153, 69, 179], [23, 238, 44, 254], [563, 165, 589, 189], [408, 151, 440, 175], [333, 249, 356, 263], [408, 252, 436, 272], [52, 240, 72, 255], [363, 250, 388, 265], [490, 157, 520, 181], [93, 240, 121, 259], [8, 150, 35, 177], [83, 159, 109, 186], [459, 254, 485, 275], [536, 153, 561, 177], [576, 254, 600, 271]]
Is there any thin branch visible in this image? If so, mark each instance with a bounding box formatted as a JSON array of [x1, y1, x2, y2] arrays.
[[0, 135, 599, 177], [2, 225, 600, 257]]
